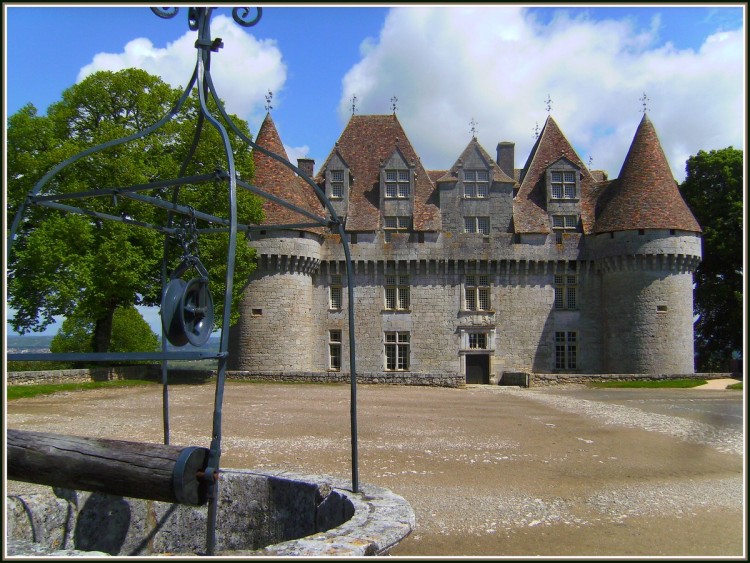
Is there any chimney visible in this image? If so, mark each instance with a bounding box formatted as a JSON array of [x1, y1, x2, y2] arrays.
[[297, 158, 315, 178], [496, 142, 515, 179]]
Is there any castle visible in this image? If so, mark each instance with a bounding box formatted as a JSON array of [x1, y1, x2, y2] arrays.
[[227, 111, 702, 385]]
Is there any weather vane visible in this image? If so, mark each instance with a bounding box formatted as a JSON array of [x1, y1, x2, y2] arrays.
[[588, 155, 594, 168], [533, 121, 540, 140], [545, 94, 553, 114], [351, 94, 358, 116], [264, 90, 273, 112], [470, 118, 478, 139], [391, 96, 398, 115], [640, 92, 650, 113]]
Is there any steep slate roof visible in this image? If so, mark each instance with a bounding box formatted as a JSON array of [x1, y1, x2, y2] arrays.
[[436, 138, 516, 184], [317, 114, 441, 231], [253, 113, 325, 233], [594, 114, 701, 233], [513, 116, 599, 234]]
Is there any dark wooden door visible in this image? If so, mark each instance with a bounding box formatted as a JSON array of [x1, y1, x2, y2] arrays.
[[466, 355, 489, 384]]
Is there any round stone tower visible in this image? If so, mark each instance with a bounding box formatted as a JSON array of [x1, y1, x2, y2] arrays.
[[228, 114, 325, 373], [593, 114, 702, 374]]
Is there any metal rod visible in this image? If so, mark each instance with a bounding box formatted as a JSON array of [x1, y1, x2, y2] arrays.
[[236, 179, 328, 226], [33, 201, 176, 234], [8, 351, 225, 362]]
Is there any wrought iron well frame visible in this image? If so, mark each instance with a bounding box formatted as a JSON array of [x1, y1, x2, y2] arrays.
[[6, 7, 359, 555]]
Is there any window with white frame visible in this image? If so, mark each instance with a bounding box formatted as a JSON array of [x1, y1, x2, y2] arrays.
[[384, 274, 410, 311], [553, 274, 577, 309], [468, 332, 488, 349], [464, 169, 489, 198], [555, 331, 577, 369], [384, 216, 410, 230], [330, 170, 344, 199], [465, 274, 491, 311], [550, 170, 577, 199], [464, 216, 490, 234], [385, 169, 410, 198], [329, 330, 342, 371], [330, 274, 342, 310], [385, 331, 410, 371]]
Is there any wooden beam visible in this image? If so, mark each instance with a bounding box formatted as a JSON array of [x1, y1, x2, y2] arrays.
[[7, 429, 209, 505]]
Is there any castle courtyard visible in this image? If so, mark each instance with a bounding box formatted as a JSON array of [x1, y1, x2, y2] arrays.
[[5, 381, 744, 557]]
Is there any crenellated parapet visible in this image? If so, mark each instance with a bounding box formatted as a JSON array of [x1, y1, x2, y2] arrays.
[[255, 253, 321, 275], [597, 253, 701, 274]]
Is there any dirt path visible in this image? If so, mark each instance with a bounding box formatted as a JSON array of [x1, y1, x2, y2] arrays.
[[5, 382, 744, 557]]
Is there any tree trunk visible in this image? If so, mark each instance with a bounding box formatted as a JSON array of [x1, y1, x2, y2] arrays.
[[92, 304, 116, 353]]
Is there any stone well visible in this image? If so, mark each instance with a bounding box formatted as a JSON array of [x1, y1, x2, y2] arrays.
[[6, 469, 415, 557]]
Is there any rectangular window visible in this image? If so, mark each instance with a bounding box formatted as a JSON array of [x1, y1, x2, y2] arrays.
[[330, 275, 342, 310], [555, 331, 577, 369], [385, 274, 410, 310], [331, 170, 344, 199], [384, 216, 410, 230], [385, 331, 410, 371], [468, 332, 488, 349], [329, 330, 342, 371], [385, 169, 410, 198], [464, 216, 490, 234], [553, 274, 577, 309], [464, 169, 489, 199], [550, 171, 576, 199], [465, 274, 491, 311]]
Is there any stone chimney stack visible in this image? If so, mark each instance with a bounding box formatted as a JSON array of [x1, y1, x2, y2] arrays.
[[297, 158, 315, 178], [496, 142, 515, 179]]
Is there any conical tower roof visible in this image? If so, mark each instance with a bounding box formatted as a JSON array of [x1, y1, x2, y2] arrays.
[[253, 113, 324, 231], [594, 114, 701, 233]]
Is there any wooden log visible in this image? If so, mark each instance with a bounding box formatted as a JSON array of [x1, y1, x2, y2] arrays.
[[7, 429, 209, 505]]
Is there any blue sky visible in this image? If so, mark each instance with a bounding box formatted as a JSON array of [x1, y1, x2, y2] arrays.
[[4, 3, 746, 336]]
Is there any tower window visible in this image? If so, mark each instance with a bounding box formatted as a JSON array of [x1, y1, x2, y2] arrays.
[[329, 330, 342, 371], [330, 275, 342, 310]]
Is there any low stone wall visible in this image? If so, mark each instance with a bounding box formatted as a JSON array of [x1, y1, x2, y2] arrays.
[[7, 368, 734, 389], [227, 371, 464, 388], [6, 469, 414, 557]]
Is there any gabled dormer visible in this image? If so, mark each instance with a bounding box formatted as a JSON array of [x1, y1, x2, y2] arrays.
[[323, 148, 351, 222], [379, 147, 415, 232]]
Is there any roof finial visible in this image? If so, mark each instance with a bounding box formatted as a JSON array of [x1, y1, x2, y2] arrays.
[[391, 96, 398, 115], [533, 121, 540, 140], [640, 92, 650, 114], [351, 94, 358, 116], [470, 118, 478, 139], [264, 90, 273, 113], [545, 94, 553, 114]]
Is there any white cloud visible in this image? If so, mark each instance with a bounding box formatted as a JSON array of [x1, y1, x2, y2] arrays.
[[340, 6, 744, 182], [78, 15, 286, 127]]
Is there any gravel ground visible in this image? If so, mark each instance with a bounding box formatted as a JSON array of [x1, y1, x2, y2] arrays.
[[5, 381, 745, 557]]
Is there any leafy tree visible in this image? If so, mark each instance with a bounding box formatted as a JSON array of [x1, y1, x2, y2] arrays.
[[8, 69, 263, 352], [51, 306, 159, 354], [680, 147, 743, 372]]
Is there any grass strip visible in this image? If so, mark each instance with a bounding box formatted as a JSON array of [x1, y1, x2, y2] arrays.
[[7, 379, 158, 401]]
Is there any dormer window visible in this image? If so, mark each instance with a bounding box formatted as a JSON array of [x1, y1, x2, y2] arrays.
[[331, 170, 344, 199], [384, 216, 410, 230], [385, 169, 410, 198], [549, 170, 577, 199], [551, 214, 578, 243], [464, 169, 489, 198]]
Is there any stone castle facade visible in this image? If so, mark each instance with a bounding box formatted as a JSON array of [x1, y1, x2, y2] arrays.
[[228, 112, 702, 385]]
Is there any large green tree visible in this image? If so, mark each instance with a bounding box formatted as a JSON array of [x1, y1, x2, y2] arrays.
[[8, 69, 263, 352], [680, 147, 743, 372], [51, 306, 160, 354]]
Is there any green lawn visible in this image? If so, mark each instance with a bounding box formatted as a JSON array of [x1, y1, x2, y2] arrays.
[[6, 379, 158, 401], [587, 379, 707, 389], [727, 382, 743, 390]]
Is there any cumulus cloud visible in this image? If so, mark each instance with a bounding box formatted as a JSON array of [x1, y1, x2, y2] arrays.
[[340, 6, 744, 181], [78, 15, 286, 128]]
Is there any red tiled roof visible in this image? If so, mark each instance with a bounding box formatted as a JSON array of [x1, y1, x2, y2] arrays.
[[513, 116, 598, 234], [594, 114, 701, 233], [317, 115, 441, 231], [253, 113, 325, 233]]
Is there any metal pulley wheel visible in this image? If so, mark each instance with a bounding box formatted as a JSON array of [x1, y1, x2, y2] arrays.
[[162, 277, 214, 347]]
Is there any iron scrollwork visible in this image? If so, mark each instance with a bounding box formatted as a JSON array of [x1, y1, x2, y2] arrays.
[[150, 7, 262, 27]]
